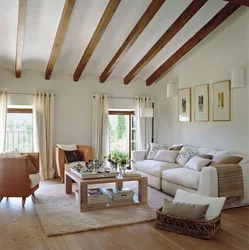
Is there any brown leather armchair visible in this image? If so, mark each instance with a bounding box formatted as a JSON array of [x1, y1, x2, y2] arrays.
[[55, 145, 92, 183], [0, 153, 40, 206]]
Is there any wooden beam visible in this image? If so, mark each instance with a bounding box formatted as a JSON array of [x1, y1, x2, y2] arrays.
[[223, 0, 249, 7], [73, 0, 121, 82], [124, 0, 207, 85], [146, 3, 240, 86], [100, 0, 166, 83], [45, 0, 76, 80], [15, 0, 27, 78]]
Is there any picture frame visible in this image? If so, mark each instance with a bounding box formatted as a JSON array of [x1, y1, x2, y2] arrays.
[[194, 84, 209, 122], [178, 88, 191, 122], [212, 80, 231, 121]]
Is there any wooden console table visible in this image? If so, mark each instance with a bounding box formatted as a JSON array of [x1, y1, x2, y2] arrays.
[[65, 166, 148, 212]]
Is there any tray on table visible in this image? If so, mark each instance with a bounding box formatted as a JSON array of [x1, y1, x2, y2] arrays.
[[70, 166, 119, 179]]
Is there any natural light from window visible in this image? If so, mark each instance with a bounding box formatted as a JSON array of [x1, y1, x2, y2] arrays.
[[5, 110, 33, 152]]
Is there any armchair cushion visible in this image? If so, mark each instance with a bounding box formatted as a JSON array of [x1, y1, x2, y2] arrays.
[[64, 150, 83, 163], [162, 168, 200, 190], [29, 173, 41, 189], [26, 155, 38, 174]]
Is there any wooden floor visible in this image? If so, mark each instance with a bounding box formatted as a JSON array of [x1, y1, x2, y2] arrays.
[[0, 180, 249, 250]]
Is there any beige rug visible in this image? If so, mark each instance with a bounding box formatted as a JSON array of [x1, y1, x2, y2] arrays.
[[34, 181, 173, 237]]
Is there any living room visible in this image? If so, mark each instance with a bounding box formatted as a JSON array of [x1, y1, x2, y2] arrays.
[[0, 0, 248, 249]]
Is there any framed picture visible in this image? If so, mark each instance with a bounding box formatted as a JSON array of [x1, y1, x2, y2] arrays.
[[212, 80, 231, 121], [194, 84, 209, 122], [178, 88, 191, 122]]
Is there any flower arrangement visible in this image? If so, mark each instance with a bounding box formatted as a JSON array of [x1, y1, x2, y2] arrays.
[[104, 152, 134, 172]]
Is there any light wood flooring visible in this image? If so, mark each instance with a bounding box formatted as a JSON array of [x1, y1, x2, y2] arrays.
[[0, 179, 248, 250]]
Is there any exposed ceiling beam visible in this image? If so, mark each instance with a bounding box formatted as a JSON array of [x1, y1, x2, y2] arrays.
[[15, 0, 27, 78], [73, 0, 121, 82], [100, 0, 166, 83], [223, 0, 249, 7], [124, 0, 208, 85], [45, 0, 76, 80], [146, 3, 240, 86]]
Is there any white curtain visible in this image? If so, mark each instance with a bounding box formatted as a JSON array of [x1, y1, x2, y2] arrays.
[[0, 91, 7, 152], [92, 94, 110, 159], [135, 96, 152, 150], [34, 92, 55, 180]]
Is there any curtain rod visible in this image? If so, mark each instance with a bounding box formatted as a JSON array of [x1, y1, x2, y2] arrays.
[[107, 96, 135, 100], [6, 92, 55, 96], [107, 96, 152, 100]]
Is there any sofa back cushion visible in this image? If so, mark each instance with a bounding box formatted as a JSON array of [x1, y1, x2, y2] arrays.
[[185, 156, 212, 171], [176, 146, 198, 166], [147, 143, 169, 160], [154, 150, 179, 163]]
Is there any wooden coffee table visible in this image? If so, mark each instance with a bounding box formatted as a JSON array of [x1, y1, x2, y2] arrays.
[[65, 166, 148, 212]]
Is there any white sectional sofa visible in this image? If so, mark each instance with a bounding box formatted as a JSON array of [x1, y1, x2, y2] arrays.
[[131, 146, 249, 207]]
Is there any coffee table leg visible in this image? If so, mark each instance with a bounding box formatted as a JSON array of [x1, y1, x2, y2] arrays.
[[138, 178, 147, 203], [65, 174, 72, 194], [80, 183, 88, 212], [115, 181, 123, 189]]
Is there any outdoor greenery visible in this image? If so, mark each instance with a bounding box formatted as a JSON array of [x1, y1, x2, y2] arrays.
[[109, 115, 128, 157], [5, 115, 33, 152], [117, 115, 126, 139]]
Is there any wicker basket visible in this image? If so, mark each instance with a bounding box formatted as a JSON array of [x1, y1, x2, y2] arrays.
[[155, 207, 221, 239]]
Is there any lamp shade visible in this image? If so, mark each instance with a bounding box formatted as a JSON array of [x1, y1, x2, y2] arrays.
[[167, 83, 177, 98], [231, 68, 245, 88], [140, 108, 154, 117]]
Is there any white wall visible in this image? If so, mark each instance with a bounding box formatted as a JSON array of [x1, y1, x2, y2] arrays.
[[0, 69, 157, 147], [1, 7, 249, 156], [155, 7, 249, 155]]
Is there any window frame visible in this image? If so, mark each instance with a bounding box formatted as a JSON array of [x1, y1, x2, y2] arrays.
[[5, 108, 34, 152], [108, 110, 135, 159]]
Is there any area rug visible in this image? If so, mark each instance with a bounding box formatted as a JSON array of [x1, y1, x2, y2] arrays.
[[34, 181, 173, 237]]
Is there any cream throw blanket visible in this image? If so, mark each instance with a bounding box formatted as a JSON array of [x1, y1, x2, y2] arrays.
[[214, 164, 244, 207]]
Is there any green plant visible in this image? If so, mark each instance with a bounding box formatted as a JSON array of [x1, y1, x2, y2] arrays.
[[104, 151, 133, 167]]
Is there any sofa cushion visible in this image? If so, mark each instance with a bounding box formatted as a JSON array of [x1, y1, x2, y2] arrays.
[[211, 154, 243, 165], [185, 156, 212, 171], [147, 143, 169, 160], [29, 173, 41, 189], [135, 160, 181, 178], [154, 150, 179, 163], [176, 146, 198, 166], [162, 168, 201, 190]]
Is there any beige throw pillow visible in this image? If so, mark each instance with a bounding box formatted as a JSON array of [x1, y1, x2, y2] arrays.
[[162, 199, 209, 220], [169, 145, 184, 151], [211, 154, 243, 165]]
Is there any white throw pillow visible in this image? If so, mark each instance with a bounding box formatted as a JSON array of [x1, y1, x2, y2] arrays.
[[57, 144, 77, 151], [5, 149, 22, 158], [147, 143, 169, 160], [176, 146, 198, 166], [173, 189, 226, 220], [154, 150, 179, 163], [185, 156, 212, 171]]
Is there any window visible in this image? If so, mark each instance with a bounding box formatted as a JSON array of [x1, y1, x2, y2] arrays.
[[109, 110, 136, 159], [5, 108, 33, 152]]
